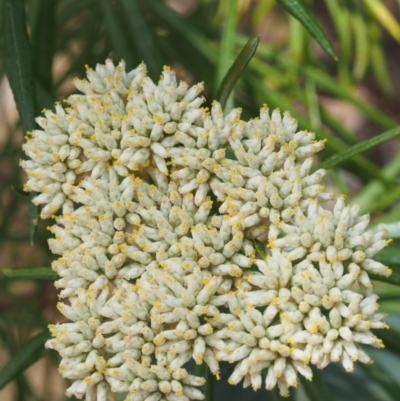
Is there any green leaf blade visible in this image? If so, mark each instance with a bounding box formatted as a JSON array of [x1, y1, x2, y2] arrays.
[[0, 330, 50, 389], [299, 367, 335, 401], [118, 0, 162, 78], [276, 0, 337, 60], [316, 126, 400, 172], [216, 36, 259, 110], [3, 0, 39, 243], [2, 268, 58, 280]]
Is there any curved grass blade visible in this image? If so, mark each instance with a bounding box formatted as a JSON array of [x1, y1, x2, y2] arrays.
[[315, 126, 400, 172], [360, 357, 400, 400], [3, 0, 39, 243], [216, 36, 259, 110], [215, 0, 239, 111], [373, 246, 400, 269], [351, 8, 369, 81], [324, 0, 350, 85], [0, 330, 50, 389], [246, 37, 397, 130], [191, 364, 214, 401], [118, 0, 162, 78], [354, 153, 400, 212], [30, 0, 55, 93], [147, 0, 216, 63], [99, 0, 138, 68], [363, 0, 400, 42], [276, 0, 337, 60], [370, 269, 400, 287], [369, 19, 393, 95], [3, 0, 36, 134], [299, 367, 335, 401], [2, 268, 58, 280]]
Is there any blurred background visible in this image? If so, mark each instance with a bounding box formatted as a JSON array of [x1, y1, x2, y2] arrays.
[[1, 0, 400, 400]]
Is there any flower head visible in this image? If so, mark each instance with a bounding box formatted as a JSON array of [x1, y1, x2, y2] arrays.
[[22, 60, 391, 400]]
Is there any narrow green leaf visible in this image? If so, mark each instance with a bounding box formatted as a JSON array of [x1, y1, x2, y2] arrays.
[[351, 8, 369, 81], [324, 0, 351, 85], [147, 0, 216, 63], [354, 153, 400, 212], [315, 126, 400, 172], [3, 0, 39, 243], [99, 0, 138, 68], [2, 268, 58, 280], [204, 365, 214, 401], [360, 357, 400, 400], [216, 36, 259, 110], [373, 246, 400, 267], [305, 78, 321, 130], [254, 239, 267, 260], [215, 0, 239, 111], [368, 19, 393, 95], [3, 0, 36, 133], [0, 330, 50, 389], [216, 0, 238, 85], [375, 328, 400, 355], [276, 0, 337, 60], [31, 0, 56, 92], [299, 367, 335, 401], [370, 270, 400, 287], [191, 363, 214, 401], [118, 0, 162, 78]]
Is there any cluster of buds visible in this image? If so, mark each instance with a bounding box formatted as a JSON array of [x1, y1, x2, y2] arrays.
[[21, 60, 391, 400]]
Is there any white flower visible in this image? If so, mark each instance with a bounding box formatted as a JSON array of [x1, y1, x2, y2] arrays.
[[21, 60, 391, 400]]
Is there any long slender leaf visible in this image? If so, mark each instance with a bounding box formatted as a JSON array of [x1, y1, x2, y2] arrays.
[[216, 2, 239, 75], [2, 268, 58, 280], [0, 330, 50, 389], [216, 36, 259, 110], [147, 0, 216, 63], [360, 357, 400, 400], [216, 0, 239, 111], [31, 0, 55, 93], [368, 18, 393, 95], [351, 7, 369, 81], [191, 363, 214, 401], [299, 367, 335, 401], [119, 0, 162, 78], [373, 246, 400, 268], [244, 37, 397, 130], [276, 0, 337, 60], [3, 0, 36, 134], [99, 0, 138, 68], [370, 270, 400, 287], [363, 0, 400, 42], [354, 153, 400, 212], [3, 0, 39, 243], [324, 0, 351, 86], [315, 126, 400, 171]]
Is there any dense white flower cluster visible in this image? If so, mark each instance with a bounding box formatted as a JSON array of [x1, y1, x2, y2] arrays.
[[21, 60, 391, 400]]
